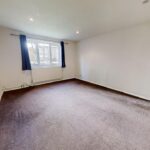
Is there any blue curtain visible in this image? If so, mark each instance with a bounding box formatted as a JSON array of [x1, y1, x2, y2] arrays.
[[60, 41, 66, 68], [19, 35, 31, 70]]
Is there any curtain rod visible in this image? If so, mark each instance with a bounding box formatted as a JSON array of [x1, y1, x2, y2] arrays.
[[10, 34, 69, 44]]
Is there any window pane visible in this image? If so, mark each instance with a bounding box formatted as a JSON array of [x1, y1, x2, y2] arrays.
[[27, 39, 61, 68], [38, 43, 50, 65], [27, 42, 38, 65], [51, 46, 60, 64]]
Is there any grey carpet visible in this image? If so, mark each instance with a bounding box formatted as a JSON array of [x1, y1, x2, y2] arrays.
[[0, 80, 150, 150]]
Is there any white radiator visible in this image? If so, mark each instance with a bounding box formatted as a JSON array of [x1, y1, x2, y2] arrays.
[[31, 67, 63, 84]]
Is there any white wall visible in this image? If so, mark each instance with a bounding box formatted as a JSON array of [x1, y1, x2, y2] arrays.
[[0, 26, 77, 91], [77, 23, 150, 100], [63, 42, 78, 80]]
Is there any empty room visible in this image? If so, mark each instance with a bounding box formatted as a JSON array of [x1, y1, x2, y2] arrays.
[[1, 0, 150, 149]]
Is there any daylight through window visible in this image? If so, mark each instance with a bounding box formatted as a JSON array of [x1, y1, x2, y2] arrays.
[[27, 39, 61, 68]]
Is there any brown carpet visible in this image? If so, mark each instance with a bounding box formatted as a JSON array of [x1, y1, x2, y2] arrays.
[[0, 80, 150, 150]]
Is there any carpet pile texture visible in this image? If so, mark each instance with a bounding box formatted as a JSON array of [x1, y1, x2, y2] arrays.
[[0, 80, 150, 150]]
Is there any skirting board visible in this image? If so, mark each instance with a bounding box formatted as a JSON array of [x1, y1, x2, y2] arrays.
[[2, 78, 76, 95], [2, 78, 72, 92], [0, 91, 3, 102], [76, 78, 149, 102], [2, 78, 149, 102]]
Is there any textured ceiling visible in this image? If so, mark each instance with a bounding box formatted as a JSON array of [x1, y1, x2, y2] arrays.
[[0, 0, 150, 41]]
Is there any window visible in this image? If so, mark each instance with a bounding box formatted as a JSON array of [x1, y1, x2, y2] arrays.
[[27, 39, 61, 68]]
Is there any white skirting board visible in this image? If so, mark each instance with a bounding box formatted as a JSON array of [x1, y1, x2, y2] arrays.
[[0, 91, 3, 102], [4, 77, 74, 92], [1, 78, 73, 97]]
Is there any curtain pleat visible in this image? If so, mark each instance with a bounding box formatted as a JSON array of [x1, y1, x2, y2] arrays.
[[60, 41, 66, 68], [19, 35, 31, 70]]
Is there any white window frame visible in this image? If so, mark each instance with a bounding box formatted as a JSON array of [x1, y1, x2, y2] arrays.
[[27, 38, 61, 68]]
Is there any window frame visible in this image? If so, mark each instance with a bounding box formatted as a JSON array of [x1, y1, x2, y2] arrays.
[[27, 38, 61, 68]]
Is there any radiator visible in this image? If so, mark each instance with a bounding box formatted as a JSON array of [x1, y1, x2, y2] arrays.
[[31, 67, 63, 84]]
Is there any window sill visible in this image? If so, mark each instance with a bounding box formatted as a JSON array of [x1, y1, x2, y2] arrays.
[[31, 65, 61, 69]]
